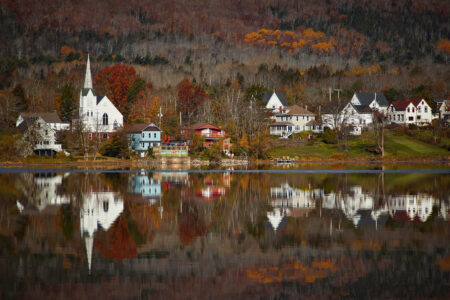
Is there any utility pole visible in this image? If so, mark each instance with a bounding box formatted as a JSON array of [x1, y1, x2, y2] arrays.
[[334, 88, 341, 100], [158, 106, 163, 129]]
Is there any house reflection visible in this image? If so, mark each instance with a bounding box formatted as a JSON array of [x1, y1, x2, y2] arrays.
[[17, 172, 70, 212], [195, 172, 230, 202], [128, 170, 162, 204], [268, 184, 319, 231], [80, 185, 124, 273], [269, 182, 443, 231]]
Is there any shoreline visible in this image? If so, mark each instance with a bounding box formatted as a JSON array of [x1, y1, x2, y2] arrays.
[[0, 157, 449, 169]]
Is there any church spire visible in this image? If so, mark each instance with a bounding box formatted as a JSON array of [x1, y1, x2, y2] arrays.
[[84, 54, 93, 89]]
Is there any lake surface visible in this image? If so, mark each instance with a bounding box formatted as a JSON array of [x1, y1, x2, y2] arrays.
[[0, 168, 449, 299]]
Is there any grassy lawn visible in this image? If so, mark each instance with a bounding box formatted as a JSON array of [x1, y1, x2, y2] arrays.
[[383, 132, 449, 158], [268, 130, 449, 160]]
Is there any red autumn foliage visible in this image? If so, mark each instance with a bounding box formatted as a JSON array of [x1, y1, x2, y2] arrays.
[[176, 78, 209, 121], [94, 64, 137, 114], [94, 215, 137, 261], [178, 210, 207, 246]]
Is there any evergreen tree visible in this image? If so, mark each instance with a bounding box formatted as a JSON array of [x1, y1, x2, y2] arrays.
[[58, 84, 76, 122]]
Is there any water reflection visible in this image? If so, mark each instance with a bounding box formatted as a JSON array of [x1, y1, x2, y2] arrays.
[[1, 170, 449, 298]]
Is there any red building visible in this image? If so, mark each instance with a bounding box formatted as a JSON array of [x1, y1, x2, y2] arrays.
[[184, 123, 230, 154]]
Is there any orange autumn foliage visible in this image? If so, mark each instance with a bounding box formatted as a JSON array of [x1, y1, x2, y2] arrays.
[[245, 258, 338, 285], [244, 27, 335, 54], [437, 39, 450, 54]]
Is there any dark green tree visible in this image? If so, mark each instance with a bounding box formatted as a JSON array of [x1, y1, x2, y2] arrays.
[[125, 77, 148, 120], [244, 84, 268, 102], [57, 84, 76, 122]]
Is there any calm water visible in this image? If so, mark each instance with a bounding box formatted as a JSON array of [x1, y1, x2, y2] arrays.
[[0, 168, 449, 299]]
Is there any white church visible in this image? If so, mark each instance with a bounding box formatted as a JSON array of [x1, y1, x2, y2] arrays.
[[79, 55, 123, 137]]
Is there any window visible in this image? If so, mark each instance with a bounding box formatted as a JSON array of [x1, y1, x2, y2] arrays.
[[418, 107, 421, 113], [103, 133, 108, 139], [113, 120, 118, 128], [87, 111, 89, 116], [424, 107, 428, 113], [45, 130, 48, 135], [142, 132, 144, 138], [409, 116, 414, 121], [102, 113, 108, 125], [103, 201, 109, 212], [407, 108, 410, 113], [412, 108, 415, 112], [154, 133, 157, 138], [91, 111, 93, 116], [141, 142, 144, 148]]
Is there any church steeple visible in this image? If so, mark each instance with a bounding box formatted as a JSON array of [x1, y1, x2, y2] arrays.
[[84, 54, 93, 89]]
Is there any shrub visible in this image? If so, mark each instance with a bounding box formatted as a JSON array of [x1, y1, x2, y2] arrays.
[[322, 128, 337, 144]]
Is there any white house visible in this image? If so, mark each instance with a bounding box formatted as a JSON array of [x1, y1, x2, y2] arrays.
[[387, 194, 436, 222], [78, 55, 123, 138], [322, 101, 373, 135], [263, 91, 288, 112], [269, 105, 316, 137], [387, 98, 432, 126], [16, 112, 70, 131], [17, 116, 63, 156], [350, 92, 389, 113], [436, 99, 450, 124]]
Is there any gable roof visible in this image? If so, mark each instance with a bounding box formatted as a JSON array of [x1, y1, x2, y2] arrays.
[[390, 98, 425, 111], [283, 105, 314, 115], [263, 92, 288, 106], [353, 105, 373, 114], [20, 112, 62, 124], [81, 88, 96, 97], [355, 92, 389, 107], [127, 123, 161, 133], [191, 123, 222, 131], [322, 100, 349, 114]]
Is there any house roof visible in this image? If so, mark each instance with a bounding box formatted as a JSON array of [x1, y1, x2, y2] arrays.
[[284, 105, 314, 115], [306, 119, 322, 125], [269, 121, 293, 126], [355, 92, 389, 107], [191, 123, 222, 131], [20, 112, 62, 124], [390, 98, 424, 111], [263, 92, 288, 106], [127, 123, 161, 133], [321, 100, 349, 114], [353, 105, 373, 114]]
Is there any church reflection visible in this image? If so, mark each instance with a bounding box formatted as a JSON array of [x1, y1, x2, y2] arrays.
[[80, 186, 124, 273]]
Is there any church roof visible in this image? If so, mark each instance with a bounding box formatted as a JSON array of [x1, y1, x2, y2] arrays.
[[84, 54, 93, 89], [81, 88, 96, 96]]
